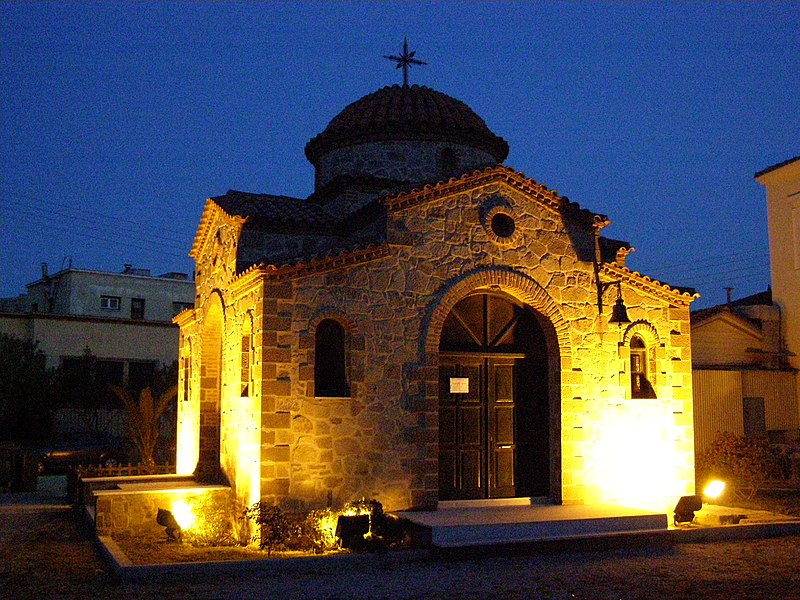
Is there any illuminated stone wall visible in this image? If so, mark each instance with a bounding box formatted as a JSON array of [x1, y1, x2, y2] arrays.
[[315, 140, 496, 197], [94, 485, 230, 538], [178, 169, 696, 515], [175, 205, 264, 512]]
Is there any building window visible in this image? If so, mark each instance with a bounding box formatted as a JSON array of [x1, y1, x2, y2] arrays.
[[172, 302, 194, 317], [241, 333, 254, 397], [181, 352, 191, 404], [491, 212, 516, 238], [130, 298, 145, 320], [314, 319, 349, 398], [630, 336, 655, 398], [100, 296, 121, 311], [483, 203, 521, 246]]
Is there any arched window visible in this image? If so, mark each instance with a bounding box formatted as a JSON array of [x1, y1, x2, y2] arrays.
[[630, 336, 655, 398], [314, 319, 349, 397]]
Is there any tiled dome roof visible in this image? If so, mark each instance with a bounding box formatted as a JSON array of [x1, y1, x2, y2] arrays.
[[305, 84, 509, 164]]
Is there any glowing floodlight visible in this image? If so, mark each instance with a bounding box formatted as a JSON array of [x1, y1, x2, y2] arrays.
[[171, 500, 196, 530], [703, 480, 726, 500]]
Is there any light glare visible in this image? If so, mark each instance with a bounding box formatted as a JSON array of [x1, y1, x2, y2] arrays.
[[171, 500, 196, 530], [703, 480, 726, 499]]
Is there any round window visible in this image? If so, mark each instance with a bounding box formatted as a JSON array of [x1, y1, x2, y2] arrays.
[[490, 212, 516, 238]]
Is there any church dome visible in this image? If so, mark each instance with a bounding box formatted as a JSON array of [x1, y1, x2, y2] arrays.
[[305, 84, 509, 165]]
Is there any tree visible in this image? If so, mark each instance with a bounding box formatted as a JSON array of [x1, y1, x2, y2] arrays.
[[109, 383, 177, 469], [0, 334, 53, 441]]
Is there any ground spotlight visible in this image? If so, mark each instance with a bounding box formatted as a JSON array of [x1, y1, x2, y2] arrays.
[[673, 495, 703, 526], [157, 507, 182, 541]]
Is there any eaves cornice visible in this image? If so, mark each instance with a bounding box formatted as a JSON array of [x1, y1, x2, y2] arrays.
[[234, 243, 393, 284], [190, 199, 247, 260], [381, 165, 565, 214], [602, 263, 698, 306]]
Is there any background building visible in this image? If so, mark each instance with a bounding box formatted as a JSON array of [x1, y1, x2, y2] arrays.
[[757, 156, 800, 405], [0, 264, 194, 436], [691, 290, 798, 452], [690, 156, 800, 453]]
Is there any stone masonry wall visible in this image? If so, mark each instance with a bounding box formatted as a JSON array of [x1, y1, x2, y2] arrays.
[[181, 173, 695, 515], [94, 486, 230, 538], [257, 178, 695, 511], [315, 141, 497, 191]]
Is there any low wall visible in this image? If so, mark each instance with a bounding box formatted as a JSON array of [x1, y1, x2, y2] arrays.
[[81, 473, 194, 508], [92, 479, 230, 537]]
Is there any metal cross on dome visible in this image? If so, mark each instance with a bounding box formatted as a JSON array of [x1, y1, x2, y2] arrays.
[[383, 38, 427, 86]]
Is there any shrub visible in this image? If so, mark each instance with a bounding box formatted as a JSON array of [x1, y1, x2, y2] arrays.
[[696, 432, 784, 500], [338, 498, 411, 553], [303, 508, 339, 552], [241, 498, 413, 556], [243, 503, 300, 556], [0, 334, 53, 442], [183, 496, 237, 547]]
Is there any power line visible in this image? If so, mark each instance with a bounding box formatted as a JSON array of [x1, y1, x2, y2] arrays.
[[0, 187, 194, 239], [0, 204, 191, 260], [0, 202, 190, 253]]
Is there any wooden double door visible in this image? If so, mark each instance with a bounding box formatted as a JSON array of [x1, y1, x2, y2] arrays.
[[438, 293, 551, 501], [439, 356, 521, 499]]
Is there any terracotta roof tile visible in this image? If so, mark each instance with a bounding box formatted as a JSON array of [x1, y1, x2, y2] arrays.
[[305, 85, 509, 164], [213, 190, 334, 225]]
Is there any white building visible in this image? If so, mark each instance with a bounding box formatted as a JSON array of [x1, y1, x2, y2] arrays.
[[0, 265, 194, 414]]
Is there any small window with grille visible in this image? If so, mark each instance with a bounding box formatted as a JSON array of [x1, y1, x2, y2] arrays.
[[630, 336, 655, 398]]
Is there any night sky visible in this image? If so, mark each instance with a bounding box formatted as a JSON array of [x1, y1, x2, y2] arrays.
[[1, 2, 798, 309]]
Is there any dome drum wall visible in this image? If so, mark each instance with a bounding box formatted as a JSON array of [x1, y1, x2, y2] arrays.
[[314, 140, 498, 192]]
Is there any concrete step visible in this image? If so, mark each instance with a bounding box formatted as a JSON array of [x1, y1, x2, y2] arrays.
[[396, 503, 668, 548]]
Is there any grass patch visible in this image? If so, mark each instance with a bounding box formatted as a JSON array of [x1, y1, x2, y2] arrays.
[[112, 533, 331, 565]]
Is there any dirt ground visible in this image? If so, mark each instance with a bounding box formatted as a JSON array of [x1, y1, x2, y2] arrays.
[[2, 503, 800, 600]]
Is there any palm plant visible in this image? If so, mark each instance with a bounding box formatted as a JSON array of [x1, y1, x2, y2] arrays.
[[109, 383, 177, 469]]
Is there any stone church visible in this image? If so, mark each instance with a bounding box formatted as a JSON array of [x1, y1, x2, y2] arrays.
[[175, 80, 697, 514]]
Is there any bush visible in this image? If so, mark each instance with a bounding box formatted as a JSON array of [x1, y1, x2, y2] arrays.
[[183, 496, 237, 547], [243, 503, 300, 556], [338, 498, 411, 553], [697, 432, 784, 500], [240, 497, 414, 556], [303, 508, 338, 552]]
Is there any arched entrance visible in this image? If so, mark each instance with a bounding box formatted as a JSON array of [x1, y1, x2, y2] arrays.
[[438, 292, 550, 500], [197, 294, 223, 481]]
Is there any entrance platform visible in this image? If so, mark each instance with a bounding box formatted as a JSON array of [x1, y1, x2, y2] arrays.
[[395, 500, 668, 548]]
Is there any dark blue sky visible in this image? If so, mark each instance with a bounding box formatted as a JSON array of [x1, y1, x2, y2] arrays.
[[1, 2, 798, 308]]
